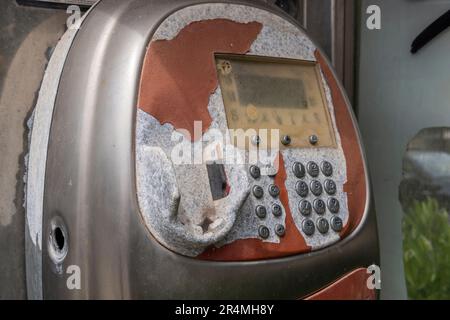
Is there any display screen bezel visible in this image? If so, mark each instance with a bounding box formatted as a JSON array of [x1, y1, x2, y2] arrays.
[[215, 53, 337, 149]]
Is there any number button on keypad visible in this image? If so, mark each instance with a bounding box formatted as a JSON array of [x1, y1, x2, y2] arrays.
[[324, 179, 337, 195], [293, 162, 306, 179], [295, 181, 309, 198], [328, 198, 340, 214], [307, 161, 320, 177], [299, 200, 312, 216], [302, 219, 315, 236], [313, 199, 326, 215], [310, 180, 323, 197], [321, 161, 333, 177]]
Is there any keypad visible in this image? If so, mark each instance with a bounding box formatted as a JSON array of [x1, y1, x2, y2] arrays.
[[247, 158, 342, 242], [248, 164, 286, 241], [291, 160, 343, 236]]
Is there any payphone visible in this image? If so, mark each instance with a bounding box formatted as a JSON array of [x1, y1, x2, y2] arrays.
[[26, 0, 379, 299]]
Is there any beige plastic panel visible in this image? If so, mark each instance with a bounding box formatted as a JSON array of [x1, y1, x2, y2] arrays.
[[216, 54, 336, 149]]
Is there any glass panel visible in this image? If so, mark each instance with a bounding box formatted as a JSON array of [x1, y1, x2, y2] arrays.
[[215, 54, 336, 149]]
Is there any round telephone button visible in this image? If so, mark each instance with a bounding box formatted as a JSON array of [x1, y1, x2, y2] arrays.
[[316, 218, 330, 234], [255, 206, 267, 219], [309, 135, 319, 145], [292, 162, 306, 179], [295, 181, 309, 198], [310, 180, 323, 197], [252, 185, 264, 199], [302, 219, 315, 236], [281, 135, 292, 146], [258, 226, 270, 239], [249, 165, 261, 179], [299, 200, 312, 216], [268, 184, 280, 198], [313, 199, 326, 215], [331, 216, 344, 232], [275, 224, 286, 237], [307, 161, 320, 177], [321, 161, 333, 177], [328, 198, 340, 214], [272, 204, 282, 217], [324, 179, 337, 195]]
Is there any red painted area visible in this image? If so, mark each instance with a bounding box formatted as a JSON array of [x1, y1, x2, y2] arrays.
[[314, 51, 367, 237], [199, 153, 310, 261], [138, 19, 262, 140], [305, 268, 377, 300]]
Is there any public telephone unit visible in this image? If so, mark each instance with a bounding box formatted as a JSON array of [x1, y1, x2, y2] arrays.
[[26, 0, 379, 299]]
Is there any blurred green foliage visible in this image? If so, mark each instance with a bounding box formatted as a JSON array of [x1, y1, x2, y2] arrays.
[[403, 198, 450, 299]]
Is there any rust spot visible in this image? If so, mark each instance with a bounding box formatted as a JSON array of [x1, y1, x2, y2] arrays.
[[199, 153, 310, 261], [138, 19, 262, 139], [314, 50, 367, 236], [305, 268, 376, 300]]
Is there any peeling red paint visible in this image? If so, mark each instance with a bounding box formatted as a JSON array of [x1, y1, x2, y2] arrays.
[[137, 19, 262, 140]]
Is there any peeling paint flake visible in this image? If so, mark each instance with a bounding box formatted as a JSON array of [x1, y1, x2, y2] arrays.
[[138, 19, 262, 139]]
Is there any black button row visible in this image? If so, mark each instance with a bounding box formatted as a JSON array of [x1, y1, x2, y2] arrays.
[[255, 204, 283, 219], [252, 184, 280, 199], [293, 161, 333, 179], [302, 216, 343, 236], [251, 161, 333, 181], [295, 180, 337, 197], [258, 224, 285, 239], [299, 198, 340, 216]]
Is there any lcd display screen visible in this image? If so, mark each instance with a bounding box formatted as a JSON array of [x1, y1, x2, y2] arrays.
[[215, 54, 336, 149]]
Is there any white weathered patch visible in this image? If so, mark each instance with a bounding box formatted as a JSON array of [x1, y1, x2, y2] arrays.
[[136, 3, 349, 255]]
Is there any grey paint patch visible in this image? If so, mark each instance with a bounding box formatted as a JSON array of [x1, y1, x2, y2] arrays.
[[136, 4, 349, 256]]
